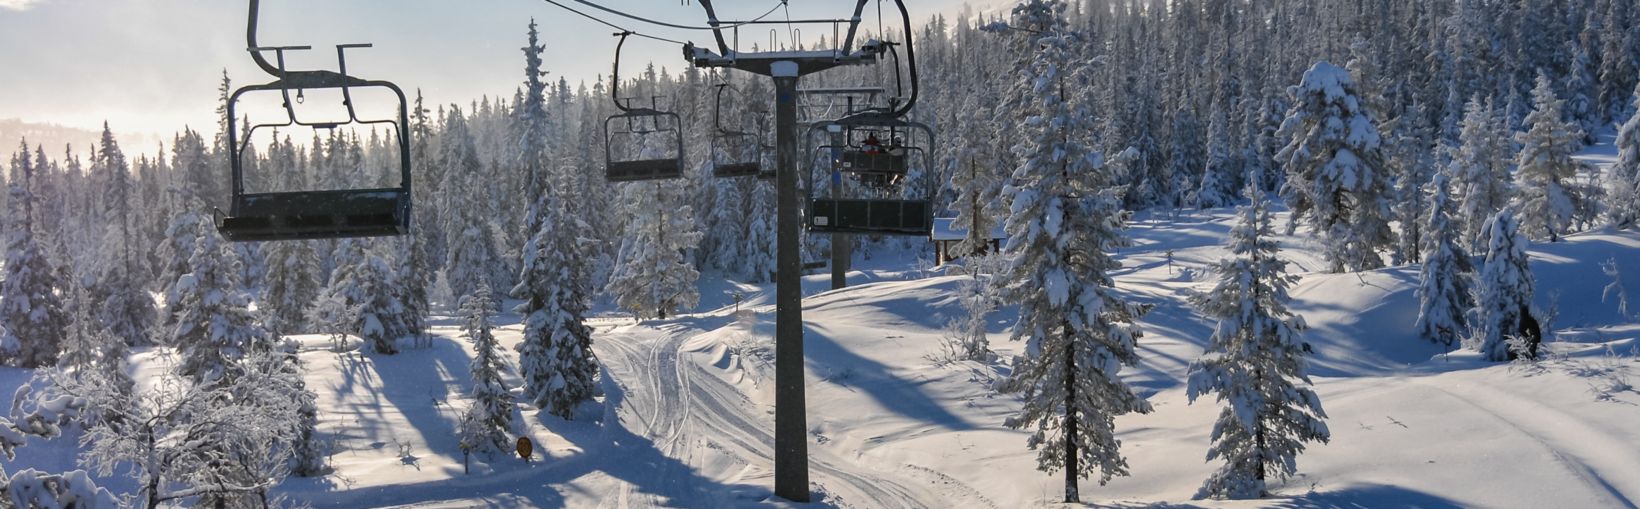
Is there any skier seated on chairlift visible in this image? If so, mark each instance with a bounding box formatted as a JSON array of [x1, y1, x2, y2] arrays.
[[887, 136, 906, 156], [861, 133, 883, 154]]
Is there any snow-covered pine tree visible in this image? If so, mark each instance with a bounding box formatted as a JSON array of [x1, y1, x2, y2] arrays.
[[439, 106, 503, 302], [168, 220, 267, 384], [258, 136, 322, 338], [1192, 99, 1237, 209], [1606, 83, 1640, 229], [1188, 180, 1329, 500], [157, 132, 214, 340], [513, 193, 599, 419], [428, 269, 457, 315], [317, 239, 414, 355], [91, 124, 156, 348], [1275, 61, 1395, 272], [739, 181, 777, 282], [948, 95, 1004, 258], [1167, 103, 1203, 209], [457, 286, 514, 456], [1415, 171, 1475, 347], [393, 233, 431, 346], [994, 3, 1153, 502], [1514, 72, 1587, 242], [1447, 95, 1515, 251], [260, 237, 322, 337], [605, 181, 702, 320], [1, 141, 68, 368], [1471, 208, 1537, 362]]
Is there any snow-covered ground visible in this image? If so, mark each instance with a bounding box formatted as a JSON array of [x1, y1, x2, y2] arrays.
[[5, 146, 1639, 508]]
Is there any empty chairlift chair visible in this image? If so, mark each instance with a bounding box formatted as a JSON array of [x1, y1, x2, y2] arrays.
[[711, 84, 766, 179], [604, 106, 685, 182], [218, 42, 413, 242], [603, 32, 686, 183]]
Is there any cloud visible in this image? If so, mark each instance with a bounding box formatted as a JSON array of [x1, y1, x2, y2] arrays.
[[0, 0, 44, 11]]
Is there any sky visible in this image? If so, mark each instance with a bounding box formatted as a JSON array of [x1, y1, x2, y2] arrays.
[[0, 0, 1000, 150]]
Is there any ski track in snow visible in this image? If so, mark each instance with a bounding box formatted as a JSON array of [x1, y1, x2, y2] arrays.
[[1408, 377, 1640, 509], [592, 320, 976, 508]]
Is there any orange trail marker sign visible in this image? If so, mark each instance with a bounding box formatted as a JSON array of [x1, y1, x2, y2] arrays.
[[517, 437, 533, 463]]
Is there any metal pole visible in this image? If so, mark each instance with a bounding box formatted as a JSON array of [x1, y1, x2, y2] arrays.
[[829, 125, 849, 291], [771, 62, 810, 503]]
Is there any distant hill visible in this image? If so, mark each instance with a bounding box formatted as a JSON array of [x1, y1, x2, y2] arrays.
[[1, 118, 167, 161]]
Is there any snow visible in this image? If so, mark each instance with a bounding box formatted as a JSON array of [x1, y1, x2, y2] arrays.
[[3, 141, 1638, 509]]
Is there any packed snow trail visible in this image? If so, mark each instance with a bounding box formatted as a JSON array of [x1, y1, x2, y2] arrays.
[[592, 317, 978, 508]]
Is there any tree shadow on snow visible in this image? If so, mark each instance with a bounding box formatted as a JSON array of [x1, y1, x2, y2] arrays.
[[1263, 483, 1467, 509], [523, 366, 821, 508], [803, 322, 980, 431]]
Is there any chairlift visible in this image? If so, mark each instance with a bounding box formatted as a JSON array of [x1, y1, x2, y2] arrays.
[[604, 32, 685, 182], [710, 83, 767, 179], [218, 0, 411, 242], [806, 112, 935, 236]]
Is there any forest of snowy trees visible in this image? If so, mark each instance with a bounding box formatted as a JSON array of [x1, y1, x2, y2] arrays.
[[2, 0, 1640, 505]]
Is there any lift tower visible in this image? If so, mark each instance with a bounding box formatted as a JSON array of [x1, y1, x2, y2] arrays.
[[683, 0, 884, 501]]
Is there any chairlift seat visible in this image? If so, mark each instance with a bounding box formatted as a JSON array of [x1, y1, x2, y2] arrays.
[[713, 162, 762, 178], [837, 150, 908, 174], [607, 158, 683, 182], [218, 188, 409, 241], [808, 198, 931, 236]]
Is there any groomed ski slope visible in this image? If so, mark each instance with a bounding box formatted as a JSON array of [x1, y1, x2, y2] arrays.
[[266, 215, 1636, 507], [0, 139, 1635, 508]]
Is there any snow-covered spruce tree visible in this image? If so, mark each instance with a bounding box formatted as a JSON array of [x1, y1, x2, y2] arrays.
[[1447, 96, 1515, 252], [739, 181, 777, 283], [59, 284, 136, 422], [394, 233, 432, 347], [317, 239, 414, 355], [513, 193, 599, 419], [1188, 181, 1329, 500], [428, 269, 457, 315], [994, 3, 1152, 502], [1191, 99, 1237, 209], [1275, 62, 1394, 273], [259, 237, 321, 337], [515, 17, 552, 200], [92, 124, 157, 348], [457, 286, 514, 456], [1, 141, 68, 368], [1471, 208, 1538, 362], [1415, 172, 1474, 347], [948, 102, 1004, 258], [605, 181, 702, 320], [1514, 72, 1587, 242], [168, 221, 268, 384], [438, 106, 503, 302], [258, 140, 322, 338], [1606, 83, 1640, 229]]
